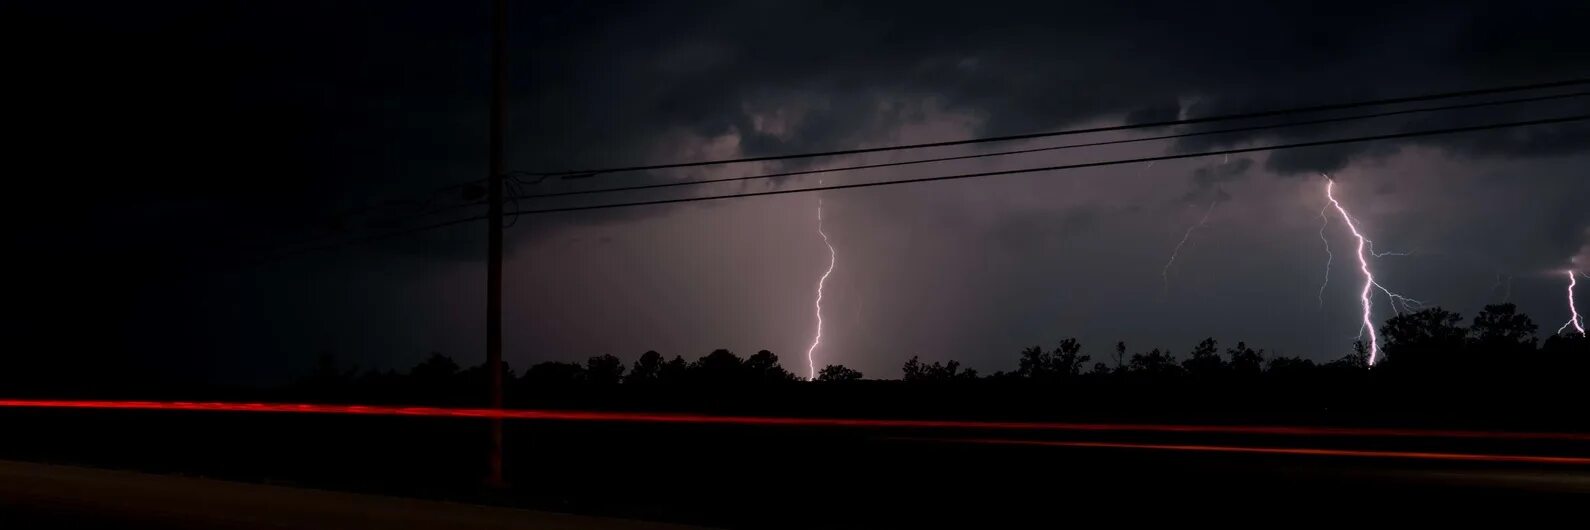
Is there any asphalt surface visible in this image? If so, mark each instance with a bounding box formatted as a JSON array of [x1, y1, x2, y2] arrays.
[[3, 408, 1590, 527], [0, 459, 707, 530]]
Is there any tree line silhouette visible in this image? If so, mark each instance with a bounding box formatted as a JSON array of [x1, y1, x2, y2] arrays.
[[0, 302, 1582, 421], [274, 303, 1586, 417]]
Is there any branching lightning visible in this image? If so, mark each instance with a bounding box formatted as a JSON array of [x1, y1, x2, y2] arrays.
[[806, 194, 837, 380], [1365, 239, 1414, 258], [1321, 175, 1424, 366], [1557, 270, 1585, 336], [1162, 197, 1219, 294]]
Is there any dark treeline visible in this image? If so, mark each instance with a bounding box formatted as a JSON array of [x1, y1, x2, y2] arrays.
[[3, 304, 1586, 426], [261, 303, 1589, 427]]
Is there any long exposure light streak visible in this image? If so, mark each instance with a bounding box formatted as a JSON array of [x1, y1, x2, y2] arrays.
[[920, 438, 1590, 465], [6, 399, 1590, 442]]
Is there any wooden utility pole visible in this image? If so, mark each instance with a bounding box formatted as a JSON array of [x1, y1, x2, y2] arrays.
[[486, 0, 507, 488]]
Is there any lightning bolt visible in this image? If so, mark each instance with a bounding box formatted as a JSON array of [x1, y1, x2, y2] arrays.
[[1162, 197, 1219, 294], [1558, 270, 1586, 336], [806, 194, 837, 380], [1317, 202, 1332, 308], [1322, 175, 1423, 366]]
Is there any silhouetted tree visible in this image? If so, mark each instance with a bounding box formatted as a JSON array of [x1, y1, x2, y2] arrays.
[[1129, 348, 1181, 378], [816, 364, 863, 382], [744, 350, 797, 382], [902, 356, 978, 382], [1380, 307, 1466, 373], [1323, 341, 1370, 372], [1539, 332, 1589, 371], [1469, 303, 1537, 361], [585, 355, 625, 385], [660, 355, 690, 384], [1265, 356, 1315, 378], [692, 349, 745, 383], [1015, 346, 1048, 379], [626, 351, 665, 384], [1181, 338, 1225, 380], [410, 352, 460, 383], [1017, 339, 1089, 381], [1227, 341, 1264, 379], [524, 361, 585, 386], [1051, 338, 1089, 378]]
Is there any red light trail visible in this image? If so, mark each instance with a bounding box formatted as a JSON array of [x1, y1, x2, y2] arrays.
[[920, 438, 1590, 465], [4, 399, 1590, 442]]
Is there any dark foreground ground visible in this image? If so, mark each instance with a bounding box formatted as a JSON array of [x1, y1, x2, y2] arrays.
[[2, 408, 1588, 528], [0, 459, 705, 530]]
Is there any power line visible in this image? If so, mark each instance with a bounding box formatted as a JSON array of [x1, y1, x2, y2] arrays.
[[517, 77, 1590, 177], [245, 113, 1587, 264], [505, 113, 1590, 216], [284, 77, 1590, 229], [513, 90, 1590, 200]]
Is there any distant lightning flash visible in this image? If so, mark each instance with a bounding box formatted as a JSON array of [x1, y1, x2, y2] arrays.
[[1558, 270, 1586, 336], [1490, 272, 1513, 303], [1317, 203, 1333, 308], [1162, 197, 1219, 294], [1322, 175, 1423, 366], [806, 194, 837, 380]]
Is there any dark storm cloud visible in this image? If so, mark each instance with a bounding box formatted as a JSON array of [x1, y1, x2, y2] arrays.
[[514, 0, 1589, 192], [9, 0, 1590, 381], [1124, 101, 1185, 126], [1190, 158, 1254, 189], [1175, 158, 1252, 204], [990, 206, 1104, 255], [25, 0, 1571, 259]]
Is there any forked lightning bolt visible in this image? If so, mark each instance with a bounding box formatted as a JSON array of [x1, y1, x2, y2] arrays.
[[806, 194, 837, 380], [1322, 175, 1423, 366], [1558, 270, 1585, 336]]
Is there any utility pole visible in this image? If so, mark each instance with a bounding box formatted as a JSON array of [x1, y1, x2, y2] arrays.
[[486, 0, 507, 488]]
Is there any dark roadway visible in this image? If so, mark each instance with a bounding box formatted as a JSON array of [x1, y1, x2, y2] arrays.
[[2, 407, 1588, 527], [0, 459, 707, 530]]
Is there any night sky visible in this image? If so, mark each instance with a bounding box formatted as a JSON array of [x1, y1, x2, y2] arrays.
[[5, 1, 1589, 384]]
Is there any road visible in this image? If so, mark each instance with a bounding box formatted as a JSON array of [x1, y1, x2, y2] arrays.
[[0, 459, 706, 530], [3, 405, 1590, 526]]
